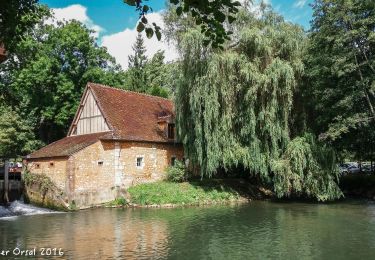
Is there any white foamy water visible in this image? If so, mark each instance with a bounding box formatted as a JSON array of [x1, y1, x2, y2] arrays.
[[0, 200, 56, 219]]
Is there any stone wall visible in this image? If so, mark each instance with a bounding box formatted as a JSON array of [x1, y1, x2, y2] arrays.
[[70, 141, 117, 208], [26, 140, 184, 209], [69, 140, 184, 208], [119, 142, 184, 187], [26, 158, 68, 191]]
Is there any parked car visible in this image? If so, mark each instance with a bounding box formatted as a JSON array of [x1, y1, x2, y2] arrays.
[[339, 165, 349, 175], [347, 165, 361, 174], [338, 163, 358, 175]]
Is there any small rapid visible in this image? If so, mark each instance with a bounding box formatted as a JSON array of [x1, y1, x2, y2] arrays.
[[0, 200, 57, 219]]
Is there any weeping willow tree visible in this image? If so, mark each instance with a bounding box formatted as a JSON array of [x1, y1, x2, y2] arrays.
[[175, 7, 343, 201]]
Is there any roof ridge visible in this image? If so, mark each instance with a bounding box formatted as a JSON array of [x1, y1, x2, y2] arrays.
[[88, 82, 173, 102]]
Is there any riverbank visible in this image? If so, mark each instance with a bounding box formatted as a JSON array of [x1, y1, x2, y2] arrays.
[[118, 179, 273, 207], [2, 200, 375, 259], [340, 174, 375, 200]]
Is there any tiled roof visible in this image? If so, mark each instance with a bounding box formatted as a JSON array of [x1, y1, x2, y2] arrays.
[[88, 82, 175, 142], [27, 132, 107, 159], [28, 83, 177, 159]]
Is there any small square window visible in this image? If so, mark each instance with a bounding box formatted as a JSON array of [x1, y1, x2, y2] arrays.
[[49, 161, 54, 167], [35, 163, 40, 169], [136, 157, 144, 168], [98, 161, 103, 166]]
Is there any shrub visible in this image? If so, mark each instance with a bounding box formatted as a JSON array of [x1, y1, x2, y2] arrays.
[[23, 169, 55, 193], [166, 160, 186, 182], [110, 197, 128, 206]]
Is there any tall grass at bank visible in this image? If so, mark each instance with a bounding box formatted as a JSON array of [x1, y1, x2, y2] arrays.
[[127, 180, 241, 206]]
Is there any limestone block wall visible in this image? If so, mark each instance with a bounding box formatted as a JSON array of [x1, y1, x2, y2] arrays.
[[70, 141, 117, 207], [26, 140, 184, 209], [26, 158, 68, 191], [119, 142, 184, 186]]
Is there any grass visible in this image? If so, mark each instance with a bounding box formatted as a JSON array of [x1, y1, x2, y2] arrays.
[[127, 180, 243, 206], [106, 197, 128, 207]]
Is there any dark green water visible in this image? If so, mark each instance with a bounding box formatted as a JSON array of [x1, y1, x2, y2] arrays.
[[1, 200, 375, 259]]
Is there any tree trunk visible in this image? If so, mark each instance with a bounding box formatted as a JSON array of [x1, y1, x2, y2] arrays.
[[4, 161, 9, 204], [353, 53, 375, 119]]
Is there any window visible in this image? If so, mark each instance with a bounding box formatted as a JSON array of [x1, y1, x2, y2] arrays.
[[97, 160, 103, 166], [168, 123, 175, 139], [49, 161, 54, 167], [136, 157, 144, 168], [171, 157, 176, 166], [35, 163, 40, 169]]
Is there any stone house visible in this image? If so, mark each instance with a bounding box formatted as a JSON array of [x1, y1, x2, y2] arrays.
[[25, 83, 184, 208]]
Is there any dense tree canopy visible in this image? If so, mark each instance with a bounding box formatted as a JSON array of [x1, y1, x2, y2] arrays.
[[174, 7, 342, 200], [0, 106, 43, 158], [304, 0, 375, 160], [127, 33, 148, 93], [125, 33, 173, 98], [0, 0, 48, 50], [0, 19, 124, 146]]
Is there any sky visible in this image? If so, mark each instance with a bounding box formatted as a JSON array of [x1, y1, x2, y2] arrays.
[[40, 0, 314, 69]]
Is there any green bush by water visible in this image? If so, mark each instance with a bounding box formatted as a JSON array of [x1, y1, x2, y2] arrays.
[[108, 197, 128, 207], [127, 181, 241, 205], [166, 160, 187, 182]]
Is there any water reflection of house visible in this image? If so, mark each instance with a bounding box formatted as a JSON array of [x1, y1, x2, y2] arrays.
[[25, 83, 184, 208]]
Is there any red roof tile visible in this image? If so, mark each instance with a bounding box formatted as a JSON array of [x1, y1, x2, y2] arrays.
[[28, 83, 178, 159], [27, 132, 107, 159], [88, 82, 175, 142]]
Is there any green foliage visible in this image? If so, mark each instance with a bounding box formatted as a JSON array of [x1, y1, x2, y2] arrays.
[[271, 134, 343, 201], [127, 181, 240, 205], [0, 106, 43, 157], [127, 33, 148, 93], [69, 200, 77, 211], [128, 33, 148, 69], [305, 0, 375, 160], [108, 197, 128, 207], [0, 1, 50, 50], [166, 160, 186, 182], [125, 36, 173, 97], [124, 0, 242, 48], [1, 19, 124, 144], [23, 170, 55, 194], [175, 6, 342, 201]]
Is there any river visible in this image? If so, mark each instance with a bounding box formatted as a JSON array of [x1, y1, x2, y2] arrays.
[[1, 200, 375, 259]]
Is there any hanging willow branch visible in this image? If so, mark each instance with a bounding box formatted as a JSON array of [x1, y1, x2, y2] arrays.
[[175, 8, 343, 201]]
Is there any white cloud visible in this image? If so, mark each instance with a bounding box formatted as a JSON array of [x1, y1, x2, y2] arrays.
[[48, 4, 104, 38], [294, 0, 307, 8], [101, 12, 178, 70]]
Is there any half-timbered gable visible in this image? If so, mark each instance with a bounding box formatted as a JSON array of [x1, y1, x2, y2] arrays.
[[69, 88, 110, 136]]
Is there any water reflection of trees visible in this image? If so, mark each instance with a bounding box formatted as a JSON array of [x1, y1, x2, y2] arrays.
[[1, 203, 375, 259]]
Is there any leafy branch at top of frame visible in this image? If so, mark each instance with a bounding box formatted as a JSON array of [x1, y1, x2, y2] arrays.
[[123, 0, 242, 49]]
